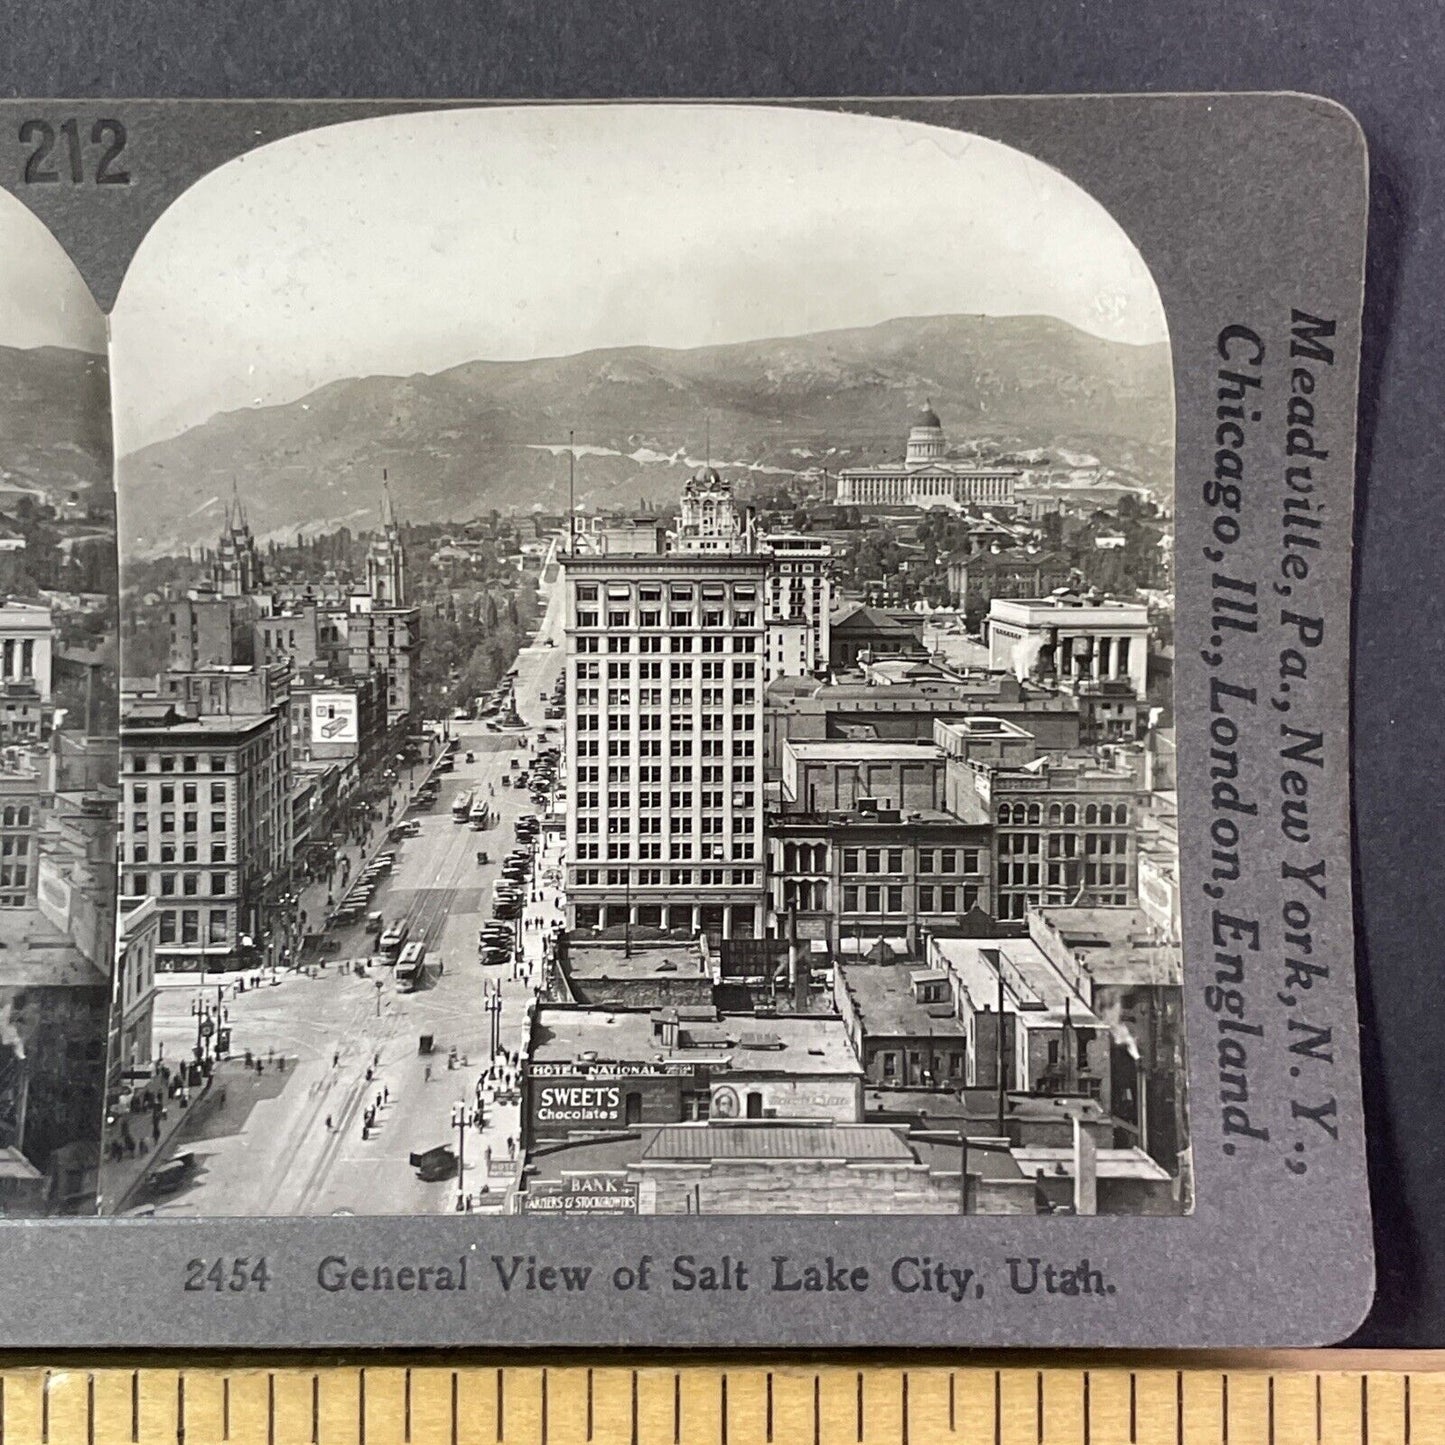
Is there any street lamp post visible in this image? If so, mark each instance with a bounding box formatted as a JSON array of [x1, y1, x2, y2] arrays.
[[451, 1100, 468, 1211]]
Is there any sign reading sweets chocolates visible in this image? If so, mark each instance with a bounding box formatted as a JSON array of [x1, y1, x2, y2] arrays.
[[0, 94, 1373, 1350]]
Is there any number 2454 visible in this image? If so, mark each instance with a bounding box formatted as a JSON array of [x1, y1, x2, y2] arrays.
[[185, 1258, 272, 1293], [20, 118, 129, 185]]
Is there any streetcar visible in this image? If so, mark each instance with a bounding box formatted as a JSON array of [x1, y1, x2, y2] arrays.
[[451, 788, 473, 822], [396, 940, 428, 990]]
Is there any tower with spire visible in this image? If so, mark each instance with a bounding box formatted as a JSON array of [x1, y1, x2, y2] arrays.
[[366, 480, 408, 606], [212, 481, 264, 597]]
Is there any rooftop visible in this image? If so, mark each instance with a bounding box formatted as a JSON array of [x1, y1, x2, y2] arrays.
[[785, 739, 942, 764], [530, 1006, 862, 1077], [566, 939, 710, 982], [640, 1121, 914, 1163], [1029, 907, 1182, 989], [1012, 1145, 1172, 1183], [837, 962, 966, 1040], [929, 936, 1100, 1031], [0, 908, 108, 988]]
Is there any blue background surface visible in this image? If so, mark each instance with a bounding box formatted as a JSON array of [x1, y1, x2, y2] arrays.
[[1, 0, 1439, 1346]]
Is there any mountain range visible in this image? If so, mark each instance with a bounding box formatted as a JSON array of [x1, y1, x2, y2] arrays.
[[0, 344, 111, 505], [115, 314, 1174, 557]]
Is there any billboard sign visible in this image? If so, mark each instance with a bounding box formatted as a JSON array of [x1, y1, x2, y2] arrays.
[[521, 1173, 638, 1215], [310, 692, 359, 745]]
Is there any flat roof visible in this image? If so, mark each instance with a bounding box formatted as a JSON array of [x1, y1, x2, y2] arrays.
[[531, 1007, 862, 1077], [566, 941, 709, 981], [930, 937, 1101, 1030], [785, 739, 942, 764], [122, 712, 275, 738], [0, 910, 108, 988], [1012, 1145, 1172, 1182], [1031, 907, 1182, 989], [864, 1087, 1108, 1127], [837, 963, 966, 1041]]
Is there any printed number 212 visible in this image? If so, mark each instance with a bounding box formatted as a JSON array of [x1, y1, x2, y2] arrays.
[[20, 119, 129, 185]]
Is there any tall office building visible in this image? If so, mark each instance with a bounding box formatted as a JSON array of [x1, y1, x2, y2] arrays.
[[757, 531, 833, 681], [563, 471, 767, 942]]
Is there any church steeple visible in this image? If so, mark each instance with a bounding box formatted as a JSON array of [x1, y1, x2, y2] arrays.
[[367, 476, 407, 606], [213, 480, 263, 596]]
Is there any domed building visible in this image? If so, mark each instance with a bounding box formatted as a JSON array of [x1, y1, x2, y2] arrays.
[[674, 464, 755, 555], [835, 402, 1019, 512]]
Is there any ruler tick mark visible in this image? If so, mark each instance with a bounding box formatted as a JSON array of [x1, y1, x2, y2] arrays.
[[813, 1376, 821, 1445], [766, 1372, 773, 1442], [359, 1367, 366, 1445], [994, 1371, 1002, 1445], [496, 1368, 504, 1443], [310, 1374, 318, 1445], [858, 1371, 865, 1444], [586, 1368, 593, 1442], [130, 1371, 138, 1445], [450, 1372, 458, 1445], [223, 1376, 231, 1440], [1129, 1373, 1137, 1444], [86, 1374, 94, 1445], [541, 1368, 549, 1445], [1084, 1371, 1091, 1445], [404, 1368, 412, 1444], [949, 1373, 956, 1434], [670, 1372, 677, 1445], [1405, 1376, 1412, 1445], [268, 1373, 275, 1445], [41, 1371, 49, 1445], [1268, 1377, 1275, 1445], [1361, 1376, 1369, 1445], [631, 1371, 639, 1445], [902, 1371, 910, 1445], [1175, 1371, 1183, 1445], [177, 1375, 185, 1445], [1315, 1376, 1322, 1442], [721, 1373, 728, 1445], [1035, 1371, 1043, 1445]]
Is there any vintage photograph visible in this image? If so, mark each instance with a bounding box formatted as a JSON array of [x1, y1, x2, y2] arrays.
[[0, 195, 118, 1216], [107, 103, 1186, 1218]]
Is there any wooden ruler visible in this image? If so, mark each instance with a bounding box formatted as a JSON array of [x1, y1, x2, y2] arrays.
[[0, 1354, 1440, 1444]]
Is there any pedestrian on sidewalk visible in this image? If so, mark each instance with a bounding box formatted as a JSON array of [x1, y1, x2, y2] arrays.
[[383, 1085, 390, 1103], [507, 1136, 516, 1160], [484, 1146, 492, 1169], [333, 1050, 340, 1068], [326, 1114, 333, 1130]]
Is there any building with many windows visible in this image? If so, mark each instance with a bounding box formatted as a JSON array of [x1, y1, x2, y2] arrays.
[[942, 736, 1146, 922], [563, 488, 767, 943], [757, 531, 832, 681], [834, 404, 1019, 512], [119, 701, 291, 969]]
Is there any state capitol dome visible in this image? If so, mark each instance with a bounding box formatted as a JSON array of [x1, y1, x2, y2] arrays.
[[905, 399, 946, 468]]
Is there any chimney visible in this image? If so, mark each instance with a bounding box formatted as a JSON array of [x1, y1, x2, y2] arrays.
[[1072, 1115, 1098, 1216]]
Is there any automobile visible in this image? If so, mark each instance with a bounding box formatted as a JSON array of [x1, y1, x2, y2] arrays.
[[409, 1145, 458, 1182], [435, 758, 454, 773], [480, 925, 512, 941], [375, 852, 396, 866], [387, 822, 420, 841], [146, 1152, 197, 1194], [365, 912, 385, 935], [465, 751, 475, 763]]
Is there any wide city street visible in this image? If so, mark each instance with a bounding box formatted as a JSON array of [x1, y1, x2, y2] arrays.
[[134, 575, 566, 1216]]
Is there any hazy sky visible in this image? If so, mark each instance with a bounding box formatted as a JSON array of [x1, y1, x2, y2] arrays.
[[111, 104, 1166, 454], [0, 195, 104, 353]]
